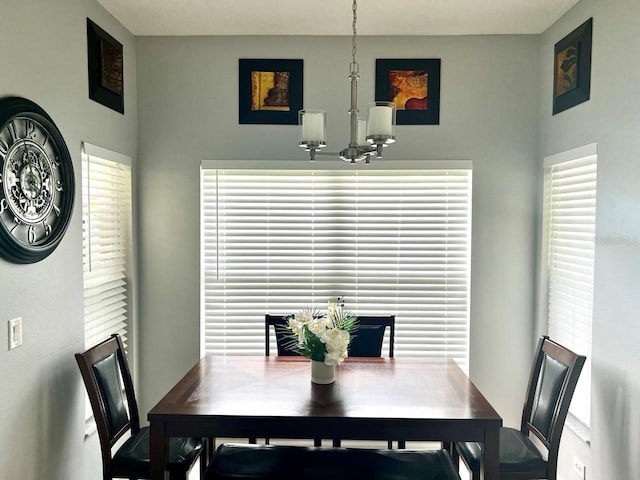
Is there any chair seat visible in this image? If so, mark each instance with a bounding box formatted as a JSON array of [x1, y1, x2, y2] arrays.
[[112, 426, 203, 477], [206, 443, 460, 480], [457, 427, 548, 479]]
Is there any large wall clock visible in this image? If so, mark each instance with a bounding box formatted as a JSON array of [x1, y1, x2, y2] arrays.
[[0, 97, 75, 264]]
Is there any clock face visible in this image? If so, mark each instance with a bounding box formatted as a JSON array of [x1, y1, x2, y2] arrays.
[[0, 97, 74, 263]]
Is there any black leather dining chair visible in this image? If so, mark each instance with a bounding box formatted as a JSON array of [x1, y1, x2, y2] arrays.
[[349, 315, 395, 357], [205, 443, 461, 480], [264, 313, 396, 448], [265, 314, 299, 356], [76, 334, 206, 480], [265, 313, 395, 358], [452, 335, 586, 480]]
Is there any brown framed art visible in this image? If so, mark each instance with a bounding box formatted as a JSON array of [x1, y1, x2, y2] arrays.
[[375, 59, 440, 125], [553, 18, 593, 115], [239, 59, 303, 125], [87, 18, 124, 114]]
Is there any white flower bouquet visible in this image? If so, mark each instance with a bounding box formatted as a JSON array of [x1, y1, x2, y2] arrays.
[[284, 297, 357, 366]]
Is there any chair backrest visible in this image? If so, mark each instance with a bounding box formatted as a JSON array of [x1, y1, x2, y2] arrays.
[[265, 314, 301, 356], [349, 315, 395, 357], [75, 334, 140, 476], [521, 336, 585, 479]]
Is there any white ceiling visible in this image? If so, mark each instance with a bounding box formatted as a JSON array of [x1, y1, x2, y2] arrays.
[[96, 0, 579, 36]]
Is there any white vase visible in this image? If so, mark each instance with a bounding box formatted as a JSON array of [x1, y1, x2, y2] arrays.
[[311, 360, 335, 384]]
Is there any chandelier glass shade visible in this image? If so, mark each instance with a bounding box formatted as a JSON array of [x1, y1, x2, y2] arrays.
[[298, 0, 396, 164]]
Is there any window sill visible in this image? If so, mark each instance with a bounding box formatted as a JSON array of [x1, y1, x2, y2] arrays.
[[84, 417, 97, 439], [565, 413, 590, 445]]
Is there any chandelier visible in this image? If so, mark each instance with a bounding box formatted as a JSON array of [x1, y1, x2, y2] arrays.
[[298, 0, 396, 164]]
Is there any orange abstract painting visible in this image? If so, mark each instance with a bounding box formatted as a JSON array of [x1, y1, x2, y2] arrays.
[[388, 70, 428, 110]]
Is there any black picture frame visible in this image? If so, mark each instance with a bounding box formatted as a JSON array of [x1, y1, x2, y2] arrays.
[[553, 18, 593, 115], [239, 59, 303, 125], [375, 59, 441, 125], [87, 18, 124, 114]]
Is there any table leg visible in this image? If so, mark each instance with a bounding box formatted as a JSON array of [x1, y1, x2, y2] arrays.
[[481, 425, 500, 480], [150, 420, 169, 480]]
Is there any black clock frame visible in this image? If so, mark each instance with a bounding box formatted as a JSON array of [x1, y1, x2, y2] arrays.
[[0, 97, 75, 264]]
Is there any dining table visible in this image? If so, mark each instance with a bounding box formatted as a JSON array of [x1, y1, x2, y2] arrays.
[[148, 356, 502, 480]]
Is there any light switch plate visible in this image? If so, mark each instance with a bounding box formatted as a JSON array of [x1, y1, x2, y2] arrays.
[[8, 317, 22, 350]]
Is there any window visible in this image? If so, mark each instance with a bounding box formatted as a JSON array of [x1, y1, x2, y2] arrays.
[[201, 161, 472, 371], [543, 144, 597, 428], [82, 143, 133, 350]]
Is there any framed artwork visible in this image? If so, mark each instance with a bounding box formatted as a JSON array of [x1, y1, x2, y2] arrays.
[[239, 59, 303, 125], [375, 59, 441, 125], [87, 18, 124, 114], [553, 18, 593, 115]]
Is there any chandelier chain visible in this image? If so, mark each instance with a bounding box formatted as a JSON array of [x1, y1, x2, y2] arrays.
[[352, 0, 357, 64]]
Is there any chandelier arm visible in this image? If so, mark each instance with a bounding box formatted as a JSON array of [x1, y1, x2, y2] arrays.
[[308, 145, 377, 158], [312, 150, 341, 157], [306, 144, 377, 163]]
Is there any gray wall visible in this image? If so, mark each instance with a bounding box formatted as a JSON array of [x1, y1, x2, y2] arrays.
[[538, 0, 640, 479], [135, 35, 540, 428], [0, 0, 137, 479], [12, 1, 638, 478]]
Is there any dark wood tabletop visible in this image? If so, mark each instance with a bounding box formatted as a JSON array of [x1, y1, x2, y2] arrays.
[[149, 356, 502, 480]]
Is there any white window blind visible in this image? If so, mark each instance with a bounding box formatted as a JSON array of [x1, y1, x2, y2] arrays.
[[543, 145, 596, 428], [201, 162, 472, 371], [82, 143, 132, 350]]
